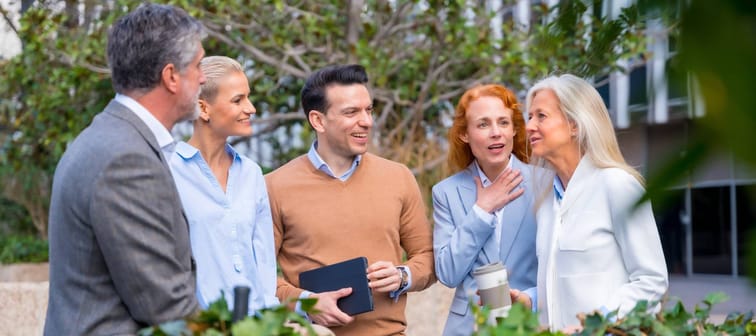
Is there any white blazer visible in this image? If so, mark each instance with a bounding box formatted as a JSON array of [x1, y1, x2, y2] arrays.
[[535, 156, 668, 330]]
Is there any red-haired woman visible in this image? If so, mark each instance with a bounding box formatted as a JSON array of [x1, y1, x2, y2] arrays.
[[433, 84, 539, 335]]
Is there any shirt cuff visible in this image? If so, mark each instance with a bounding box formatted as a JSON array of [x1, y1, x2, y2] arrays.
[[472, 204, 496, 224], [389, 266, 412, 302], [295, 290, 313, 319], [523, 287, 537, 312], [599, 305, 617, 322]]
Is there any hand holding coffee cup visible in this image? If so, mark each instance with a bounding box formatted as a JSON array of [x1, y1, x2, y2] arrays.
[[472, 262, 511, 325]]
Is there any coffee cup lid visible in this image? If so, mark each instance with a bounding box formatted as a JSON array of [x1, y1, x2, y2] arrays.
[[472, 261, 506, 276]]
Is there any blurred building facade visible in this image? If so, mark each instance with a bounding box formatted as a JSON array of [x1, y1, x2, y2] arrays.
[[505, 0, 755, 278]]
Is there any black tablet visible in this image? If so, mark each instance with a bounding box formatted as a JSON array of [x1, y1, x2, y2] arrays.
[[299, 256, 375, 316]]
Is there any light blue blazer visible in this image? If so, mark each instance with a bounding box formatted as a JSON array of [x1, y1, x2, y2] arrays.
[[432, 157, 539, 336]]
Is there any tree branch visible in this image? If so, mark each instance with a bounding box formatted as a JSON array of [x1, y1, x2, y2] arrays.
[[410, 152, 446, 176], [203, 22, 308, 79], [346, 0, 363, 64], [0, 4, 20, 37], [252, 111, 304, 125], [57, 52, 110, 74]]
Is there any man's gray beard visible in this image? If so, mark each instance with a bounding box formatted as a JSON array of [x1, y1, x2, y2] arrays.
[[190, 103, 201, 120], [180, 103, 201, 122]]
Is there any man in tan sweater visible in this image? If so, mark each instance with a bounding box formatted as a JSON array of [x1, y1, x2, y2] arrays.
[[265, 64, 436, 335]]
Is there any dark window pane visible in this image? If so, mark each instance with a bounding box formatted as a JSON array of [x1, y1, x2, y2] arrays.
[[691, 186, 732, 275], [653, 189, 687, 274], [667, 56, 688, 100], [629, 64, 648, 106], [736, 185, 756, 276], [596, 75, 610, 109]]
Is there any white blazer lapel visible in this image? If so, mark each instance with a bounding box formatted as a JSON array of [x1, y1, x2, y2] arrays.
[[556, 156, 597, 216]]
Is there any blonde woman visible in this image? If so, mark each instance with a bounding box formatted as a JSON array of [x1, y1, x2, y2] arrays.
[[521, 74, 668, 331], [169, 56, 279, 315]]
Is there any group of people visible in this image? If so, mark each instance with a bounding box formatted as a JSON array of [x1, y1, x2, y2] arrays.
[[43, 3, 669, 336]]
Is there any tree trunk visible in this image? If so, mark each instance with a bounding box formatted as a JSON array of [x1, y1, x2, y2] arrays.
[[346, 0, 363, 64]]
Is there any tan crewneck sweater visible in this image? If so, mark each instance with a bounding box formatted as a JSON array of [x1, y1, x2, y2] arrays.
[[266, 153, 435, 336]]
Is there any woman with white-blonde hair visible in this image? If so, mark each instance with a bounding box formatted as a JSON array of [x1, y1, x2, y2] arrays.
[[169, 56, 279, 315], [518, 74, 668, 332]]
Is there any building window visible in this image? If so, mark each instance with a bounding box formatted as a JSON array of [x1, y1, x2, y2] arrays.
[[628, 63, 648, 123], [691, 186, 733, 275], [596, 75, 610, 109], [736, 185, 756, 276], [667, 56, 687, 100]]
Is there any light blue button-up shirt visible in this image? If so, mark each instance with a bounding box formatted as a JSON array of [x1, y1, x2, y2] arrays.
[[553, 176, 565, 204], [307, 141, 362, 181], [169, 142, 279, 314], [470, 157, 513, 248]]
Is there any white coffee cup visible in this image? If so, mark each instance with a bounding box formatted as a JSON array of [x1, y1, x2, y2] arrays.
[[472, 262, 511, 325]]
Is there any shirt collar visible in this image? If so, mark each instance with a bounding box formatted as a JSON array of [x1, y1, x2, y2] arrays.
[[114, 93, 175, 149], [306, 141, 362, 180], [175, 141, 241, 162], [472, 154, 514, 187], [553, 175, 565, 203]]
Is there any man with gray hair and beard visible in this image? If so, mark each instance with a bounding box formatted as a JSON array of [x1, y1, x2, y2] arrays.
[[45, 4, 206, 334]]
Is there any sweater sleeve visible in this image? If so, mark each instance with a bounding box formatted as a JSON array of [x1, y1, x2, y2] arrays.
[[265, 173, 305, 308], [398, 166, 436, 291]]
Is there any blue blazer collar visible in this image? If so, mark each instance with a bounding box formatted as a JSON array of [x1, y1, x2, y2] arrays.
[[455, 157, 531, 264]]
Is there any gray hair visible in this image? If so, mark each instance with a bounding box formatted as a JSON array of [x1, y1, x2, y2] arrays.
[[107, 3, 205, 94], [526, 74, 644, 185], [199, 56, 244, 103]]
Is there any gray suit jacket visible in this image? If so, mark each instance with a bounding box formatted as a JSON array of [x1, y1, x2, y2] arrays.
[[432, 157, 539, 336], [45, 100, 198, 335]]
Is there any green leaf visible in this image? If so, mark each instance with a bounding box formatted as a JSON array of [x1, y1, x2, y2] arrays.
[[703, 292, 729, 306]]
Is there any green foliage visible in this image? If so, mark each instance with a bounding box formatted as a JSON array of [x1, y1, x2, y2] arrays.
[[0, 197, 34, 236], [138, 296, 317, 336], [0, 5, 113, 175], [0, 235, 48, 264], [0, 2, 119, 237], [473, 293, 755, 336], [0, 0, 645, 238], [471, 303, 556, 336]]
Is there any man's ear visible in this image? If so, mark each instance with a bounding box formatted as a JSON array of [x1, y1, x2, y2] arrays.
[[162, 63, 179, 94], [198, 99, 210, 122], [309, 110, 325, 132]]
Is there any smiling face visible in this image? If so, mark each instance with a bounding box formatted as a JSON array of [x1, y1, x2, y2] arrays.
[[310, 83, 373, 165], [199, 70, 255, 138], [526, 89, 577, 163], [460, 96, 515, 180]]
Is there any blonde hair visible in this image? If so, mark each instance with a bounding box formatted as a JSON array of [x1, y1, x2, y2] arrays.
[[526, 74, 644, 185], [199, 56, 243, 103]]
